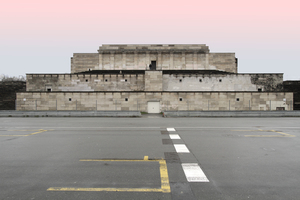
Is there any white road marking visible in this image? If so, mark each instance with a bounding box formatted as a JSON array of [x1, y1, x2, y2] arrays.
[[174, 144, 190, 153], [167, 128, 176, 131], [169, 134, 181, 139], [182, 163, 209, 182]]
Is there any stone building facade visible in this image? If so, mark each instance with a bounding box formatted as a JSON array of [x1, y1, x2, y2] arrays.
[[16, 44, 293, 112]]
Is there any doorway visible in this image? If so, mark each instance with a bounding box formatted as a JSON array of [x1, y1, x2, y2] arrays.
[[147, 102, 160, 113]]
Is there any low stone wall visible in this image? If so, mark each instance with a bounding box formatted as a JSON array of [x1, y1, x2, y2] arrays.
[[0, 111, 141, 117], [163, 111, 300, 117]]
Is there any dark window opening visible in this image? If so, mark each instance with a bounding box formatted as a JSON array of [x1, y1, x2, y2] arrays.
[[236, 98, 240, 101], [69, 98, 72, 101], [179, 98, 183, 101], [149, 61, 156, 70], [47, 88, 52, 92], [105, 79, 108, 82], [276, 107, 285, 111], [125, 79, 127, 82], [258, 88, 262, 92], [125, 98, 128, 101], [179, 79, 182, 82], [219, 79, 222, 82], [199, 79, 202, 82], [86, 79, 88, 82]]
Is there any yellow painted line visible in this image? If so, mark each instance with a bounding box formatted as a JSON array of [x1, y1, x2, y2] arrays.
[[47, 187, 163, 192], [159, 160, 171, 193], [26, 129, 47, 136], [242, 129, 295, 137], [232, 129, 295, 137], [245, 135, 291, 137], [0, 129, 48, 137], [271, 130, 295, 137], [50, 156, 171, 193]]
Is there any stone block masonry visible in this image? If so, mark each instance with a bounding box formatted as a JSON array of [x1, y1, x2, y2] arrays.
[[16, 44, 294, 112], [16, 92, 293, 112]]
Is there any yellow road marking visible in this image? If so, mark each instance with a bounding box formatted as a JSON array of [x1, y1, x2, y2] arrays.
[[27, 129, 47, 136], [49, 157, 171, 193], [0, 129, 48, 137], [232, 129, 296, 137], [159, 160, 171, 193]]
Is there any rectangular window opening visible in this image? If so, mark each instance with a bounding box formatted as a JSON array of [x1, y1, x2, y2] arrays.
[[149, 61, 156, 70]]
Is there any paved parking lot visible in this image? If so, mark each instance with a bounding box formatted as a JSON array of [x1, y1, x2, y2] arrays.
[[1, 117, 300, 200]]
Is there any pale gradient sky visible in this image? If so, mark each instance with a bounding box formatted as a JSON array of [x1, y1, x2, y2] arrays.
[[1, 0, 299, 80]]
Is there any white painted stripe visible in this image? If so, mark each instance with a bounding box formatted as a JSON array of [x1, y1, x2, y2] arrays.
[[174, 144, 190, 153], [182, 163, 209, 182], [167, 128, 176, 131], [169, 134, 181, 139]]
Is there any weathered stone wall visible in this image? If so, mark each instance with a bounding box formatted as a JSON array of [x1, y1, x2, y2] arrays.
[[26, 73, 283, 92], [26, 74, 145, 92], [0, 81, 26, 110], [163, 74, 283, 92], [145, 71, 163, 91], [71, 45, 237, 73], [16, 92, 293, 111], [71, 53, 99, 73], [209, 53, 237, 73]]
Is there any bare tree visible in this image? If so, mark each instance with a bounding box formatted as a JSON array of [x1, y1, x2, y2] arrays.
[[0, 74, 26, 82]]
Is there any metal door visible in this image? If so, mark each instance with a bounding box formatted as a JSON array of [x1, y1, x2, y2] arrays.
[[147, 102, 160, 113]]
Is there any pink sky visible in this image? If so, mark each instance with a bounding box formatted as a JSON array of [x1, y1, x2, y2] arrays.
[[1, 0, 299, 79]]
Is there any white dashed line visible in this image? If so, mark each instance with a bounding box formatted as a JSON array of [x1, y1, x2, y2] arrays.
[[169, 134, 181, 139], [167, 128, 176, 132], [174, 144, 190, 153], [182, 163, 209, 182]]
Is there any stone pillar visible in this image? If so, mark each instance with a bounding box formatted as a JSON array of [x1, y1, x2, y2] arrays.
[[182, 52, 186, 69], [146, 51, 150, 70], [170, 52, 174, 70], [122, 52, 126, 69], [134, 52, 138, 69], [193, 52, 197, 69], [205, 53, 209, 70], [110, 52, 114, 70], [99, 53, 103, 70], [157, 52, 162, 70]]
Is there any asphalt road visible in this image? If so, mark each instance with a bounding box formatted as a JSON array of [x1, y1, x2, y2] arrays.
[[1, 117, 300, 200]]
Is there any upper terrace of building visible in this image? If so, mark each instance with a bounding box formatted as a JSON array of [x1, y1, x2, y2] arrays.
[[98, 44, 210, 53], [71, 44, 237, 74]]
